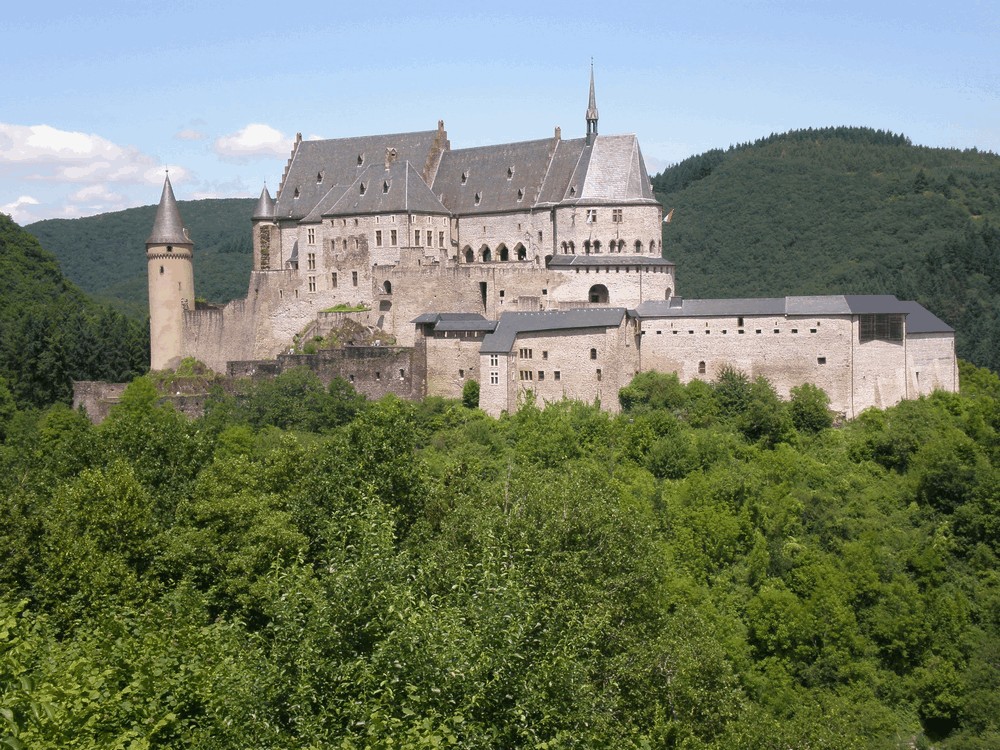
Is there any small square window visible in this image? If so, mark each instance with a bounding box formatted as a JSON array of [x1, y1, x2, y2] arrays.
[[810, 328, 817, 334], [791, 328, 798, 334], [542, 351, 548, 360], [554, 371, 561, 381], [375, 371, 381, 381], [773, 328, 780, 334], [538, 371, 545, 381], [756, 329, 762, 334], [818, 357, 827, 365]]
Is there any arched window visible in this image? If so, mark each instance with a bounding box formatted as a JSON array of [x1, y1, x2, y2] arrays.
[[635, 240, 643, 253], [590, 348, 598, 360], [583, 240, 592, 254], [498, 244, 509, 261], [617, 240, 625, 253], [568, 241, 575, 255], [480, 245, 491, 262], [515, 243, 527, 261], [588, 284, 609, 303], [649, 239, 657, 253], [464, 246, 474, 263], [561, 241, 568, 254], [382, 280, 392, 294], [698, 361, 706, 374], [665, 287, 672, 300], [593, 240, 601, 254]]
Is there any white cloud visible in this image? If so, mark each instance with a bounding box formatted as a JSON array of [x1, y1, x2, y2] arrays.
[[0, 122, 171, 186], [1, 195, 40, 224], [68, 184, 124, 203], [214, 123, 292, 160]]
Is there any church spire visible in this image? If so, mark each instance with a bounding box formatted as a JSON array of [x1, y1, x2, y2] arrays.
[[586, 61, 599, 145], [146, 174, 191, 246]]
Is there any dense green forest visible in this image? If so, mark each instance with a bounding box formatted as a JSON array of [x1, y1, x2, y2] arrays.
[[2, 364, 999, 748], [26, 198, 255, 316], [0, 214, 147, 410], [652, 127, 1000, 370]]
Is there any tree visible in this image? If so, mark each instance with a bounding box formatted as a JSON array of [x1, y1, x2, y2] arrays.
[[789, 383, 833, 433], [461, 379, 480, 409]]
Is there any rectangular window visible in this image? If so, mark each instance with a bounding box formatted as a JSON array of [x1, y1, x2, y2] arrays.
[[352, 271, 358, 287], [542, 351, 548, 360], [391, 229, 398, 245], [413, 230, 420, 246], [375, 371, 381, 381], [459, 369, 465, 379], [307, 228, 315, 244], [538, 371, 545, 381], [331, 272, 338, 288], [586, 208, 597, 223], [519, 370, 533, 381], [426, 230, 432, 246], [375, 230, 382, 247], [859, 314, 903, 343], [596, 368, 602, 382], [554, 371, 561, 381], [612, 208, 623, 223], [490, 372, 499, 385], [818, 357, 827, 365], [490, 354, 499, 367], [342, 238, 348, 250], [307, 252, 316, 270], [519, 348, 532, 359], [308, 276, 316, 292], [439, 231, 445, 248]]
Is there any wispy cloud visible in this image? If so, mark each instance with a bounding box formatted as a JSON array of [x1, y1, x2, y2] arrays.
[[175, 128, 206, 141], [1, 195, 40, 224], [214, 123, 292, 160]]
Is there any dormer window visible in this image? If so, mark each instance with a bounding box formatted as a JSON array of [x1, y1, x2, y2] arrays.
[[383, 180, 390, 194], [569, 185, 577, 197], [360, 182, 367, 195], [293, 187, 300, 199], [357, 153, 364, 166], [461, 171, 469, 185], [316, 171, 324, 183], [507, 165, 514, 179], [474, 191, 482, 206], [517, 188, 524, 202]]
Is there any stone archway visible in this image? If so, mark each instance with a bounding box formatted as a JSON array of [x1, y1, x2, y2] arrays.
[[589, 284, 609, 303]]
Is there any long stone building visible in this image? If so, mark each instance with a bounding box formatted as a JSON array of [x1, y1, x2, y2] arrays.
[[136, 71, 957, 420]]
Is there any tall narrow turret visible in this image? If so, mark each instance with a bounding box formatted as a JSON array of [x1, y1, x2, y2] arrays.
[[586, 62, 599, 145], [252, 184, 278, 270], [146, 174, 194, 370]]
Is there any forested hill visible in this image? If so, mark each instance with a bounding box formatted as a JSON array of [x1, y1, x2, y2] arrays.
[[653, 127, 1000, 370], [27, 198, 255, 316], [0, 214, 147, 410]]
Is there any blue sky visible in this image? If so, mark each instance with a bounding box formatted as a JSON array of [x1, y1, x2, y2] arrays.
[[2, 0, 997, 224]]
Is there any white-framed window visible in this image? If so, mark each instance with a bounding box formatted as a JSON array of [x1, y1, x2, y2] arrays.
[[308, 276, 316, 292], [307, 228, 316, 244], [612, 208, 623, 223], [307, 252, 316, 270], [375, 230, 383, 247], [586, 208, 597, 223], [490, 372, 499, 384], [490, 354, 499, 367]]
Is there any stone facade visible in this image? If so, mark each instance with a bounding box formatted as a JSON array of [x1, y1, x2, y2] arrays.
[[121, 76, 959, 424]]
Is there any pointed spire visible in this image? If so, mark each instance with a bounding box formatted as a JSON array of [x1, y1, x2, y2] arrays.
[[146, 174, 191, 246], [586, 61, 599, 144], [253, 183, 276, 220]]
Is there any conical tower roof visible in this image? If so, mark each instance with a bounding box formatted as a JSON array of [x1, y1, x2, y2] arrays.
[[586, 63, 599, 123], [253, 184, 276, 220], [146, 174, 191, 246]]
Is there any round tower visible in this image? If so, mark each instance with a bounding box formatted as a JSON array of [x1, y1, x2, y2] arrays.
[[252, 183, 277, 270], [146, 174, 194, 371]]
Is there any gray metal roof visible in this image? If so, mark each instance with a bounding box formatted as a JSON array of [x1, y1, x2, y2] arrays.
[[147, 175, 191, 246], [275, 129, 441, 221], [321, 161, 448, 218], [843, 294, 915, 314], [636, 298, 789, 318], [412, 312, 498, 332], [548, 255, 674, 268], [898, 301, 954, 333], [252, 185, 275, 220], [481, 307, 628, 353], [433, 138, 556, 214]]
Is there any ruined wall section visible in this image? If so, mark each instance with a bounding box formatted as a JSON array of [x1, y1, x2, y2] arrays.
[[424, 331, 485, 398]]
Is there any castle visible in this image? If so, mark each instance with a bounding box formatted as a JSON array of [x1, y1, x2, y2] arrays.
[[140, 71, 958, 419]]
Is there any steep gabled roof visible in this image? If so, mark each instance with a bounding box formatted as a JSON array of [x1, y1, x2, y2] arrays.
[[320, 161, 448, 218], [481, 307, 628, 353], [561, 135, 657, 204], [147, 175, 191, 246], [433, 138, 557, 214], [275, 130, 440, 221]]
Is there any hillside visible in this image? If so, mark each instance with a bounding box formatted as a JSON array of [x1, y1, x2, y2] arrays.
[[653, 127, 1000, 370], [0, 214, 148, 409], [27, 197, 255, 316]]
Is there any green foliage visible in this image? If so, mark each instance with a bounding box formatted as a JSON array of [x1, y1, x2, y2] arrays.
[[0, 215, 148, 410], [653, 127, 1000, 371], [26, 198, 256, 313], [789, 382, 834, 433], [1, 374, 998, 746], [461, 379, 480, 409]]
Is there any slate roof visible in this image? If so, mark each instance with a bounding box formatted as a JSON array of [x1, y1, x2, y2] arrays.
[[635, 295, 953, 333], [536, 138, 588, 205], [481, 308, 628, 353], [548, 255, 674, 268], [317, 161, 448, 218], [147, 175, 191, 246], [412, 312, 497, 332], [252, 185, 275, 220], [433, 138, 556, 214], [275, 130, 440, 221]]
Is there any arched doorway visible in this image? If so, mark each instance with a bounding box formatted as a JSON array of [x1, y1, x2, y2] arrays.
[[589, 284, 609, 303], [382, 280, 392, 294]]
